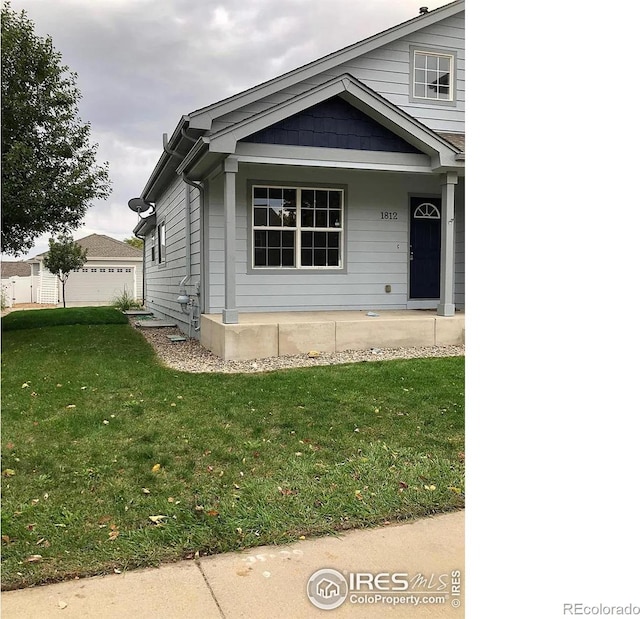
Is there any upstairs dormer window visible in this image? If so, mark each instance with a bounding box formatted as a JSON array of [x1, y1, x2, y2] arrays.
[[411, 48, 455, 103]]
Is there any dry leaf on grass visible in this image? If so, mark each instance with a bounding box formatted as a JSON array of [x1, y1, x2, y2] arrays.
[[278, 486, 297, 496], [148, 515, 168, 524]]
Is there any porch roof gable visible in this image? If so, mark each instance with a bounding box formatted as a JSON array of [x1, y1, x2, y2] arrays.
[[176, 74, 462, 179]]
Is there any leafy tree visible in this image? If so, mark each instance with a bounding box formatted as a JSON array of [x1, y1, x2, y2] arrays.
[[1, 2, 111, 256], [123, 237, 143, 250], [43, 234, 88, 308]]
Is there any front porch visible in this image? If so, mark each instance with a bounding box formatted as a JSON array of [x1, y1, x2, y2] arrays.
[[200, 309, 464, 361]]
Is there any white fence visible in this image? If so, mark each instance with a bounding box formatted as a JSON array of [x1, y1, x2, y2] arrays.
[[1, 276, 33, 307]]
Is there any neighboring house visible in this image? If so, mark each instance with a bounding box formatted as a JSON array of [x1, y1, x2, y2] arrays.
[[133, 1, 465, 353], [1, 261, 33, 307], [28, 234, 143, 306]]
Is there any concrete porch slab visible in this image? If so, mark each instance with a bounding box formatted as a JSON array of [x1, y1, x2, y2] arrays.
[[435, 314, 466, 346], [200, 310, 464, 361]]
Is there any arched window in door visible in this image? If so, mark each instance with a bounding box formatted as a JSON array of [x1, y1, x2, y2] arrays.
[[413, 202, 441, 219]]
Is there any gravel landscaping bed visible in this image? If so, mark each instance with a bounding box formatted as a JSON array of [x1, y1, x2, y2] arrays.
[[129, 318, 464, 374]]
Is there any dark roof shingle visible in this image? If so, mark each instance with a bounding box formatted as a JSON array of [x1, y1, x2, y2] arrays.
[[436, 132, 465, 152]]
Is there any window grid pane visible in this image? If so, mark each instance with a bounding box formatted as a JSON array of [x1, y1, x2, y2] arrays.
[[300, 230, 341, 267], [414, 51, 453, 101], [253, 186, 343, 268]]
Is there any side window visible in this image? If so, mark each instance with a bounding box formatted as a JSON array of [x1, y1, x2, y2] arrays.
[[158, 222, 166, 264], [150, 230, 156, 262]]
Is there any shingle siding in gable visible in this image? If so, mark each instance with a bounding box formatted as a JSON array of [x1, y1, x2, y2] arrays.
[[240, 97, 422, 153]]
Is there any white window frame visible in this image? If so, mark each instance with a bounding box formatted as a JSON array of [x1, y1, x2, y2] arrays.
[[410, 48, 455, 103], [251, 185, 344, 270], [157, 222, 166, 265]]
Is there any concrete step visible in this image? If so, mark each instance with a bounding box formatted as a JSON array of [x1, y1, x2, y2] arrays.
[[134, 320, 178, 328], [122, 310, 154, 316]]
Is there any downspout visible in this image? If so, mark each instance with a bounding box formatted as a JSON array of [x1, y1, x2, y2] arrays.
[[134, 228, 146, 305], [163, 133, 182, 160], [182, 174, 205, 325]]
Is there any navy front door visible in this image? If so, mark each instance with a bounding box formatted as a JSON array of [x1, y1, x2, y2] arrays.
[[409, 197, 441, 299]]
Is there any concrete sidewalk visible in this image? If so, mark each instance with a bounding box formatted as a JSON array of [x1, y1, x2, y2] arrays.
[[1, 511, 464, 618]]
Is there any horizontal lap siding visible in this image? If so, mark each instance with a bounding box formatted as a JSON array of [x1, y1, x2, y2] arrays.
[[207, 165, 445, 312], [324, 13, 465, 133], [189, 186, 201, 281], [211, 14, 464, 135], [144, 176, 191, 329], [135, 266, 143, 300]]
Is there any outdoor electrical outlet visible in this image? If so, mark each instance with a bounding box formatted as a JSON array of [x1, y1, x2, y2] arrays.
[[385, 285, 392, 293]]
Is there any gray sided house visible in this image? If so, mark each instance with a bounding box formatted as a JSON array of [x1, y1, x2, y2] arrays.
[[133, 1, 465, 358]]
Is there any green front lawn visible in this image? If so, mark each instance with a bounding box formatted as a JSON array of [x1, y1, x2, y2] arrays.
[[1, 308, 464, 590]]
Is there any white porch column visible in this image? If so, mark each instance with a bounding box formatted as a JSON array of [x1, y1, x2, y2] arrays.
[[222, 156, 239, 324], [437, 171, 458, 316]]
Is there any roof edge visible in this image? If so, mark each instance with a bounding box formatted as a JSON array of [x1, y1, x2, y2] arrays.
[[188, 0, 464, 127]]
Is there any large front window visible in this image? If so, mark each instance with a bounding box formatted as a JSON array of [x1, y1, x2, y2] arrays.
[[252, 186, 343, 269]]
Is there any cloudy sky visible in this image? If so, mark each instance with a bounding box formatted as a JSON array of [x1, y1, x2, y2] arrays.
[[6, 0, 452, 259]]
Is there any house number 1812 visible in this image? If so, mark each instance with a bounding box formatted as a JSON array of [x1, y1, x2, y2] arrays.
[[380, 211, 398, 220]]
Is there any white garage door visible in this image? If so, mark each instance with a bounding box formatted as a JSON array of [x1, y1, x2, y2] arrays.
[[64, 266, 136, 305]]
